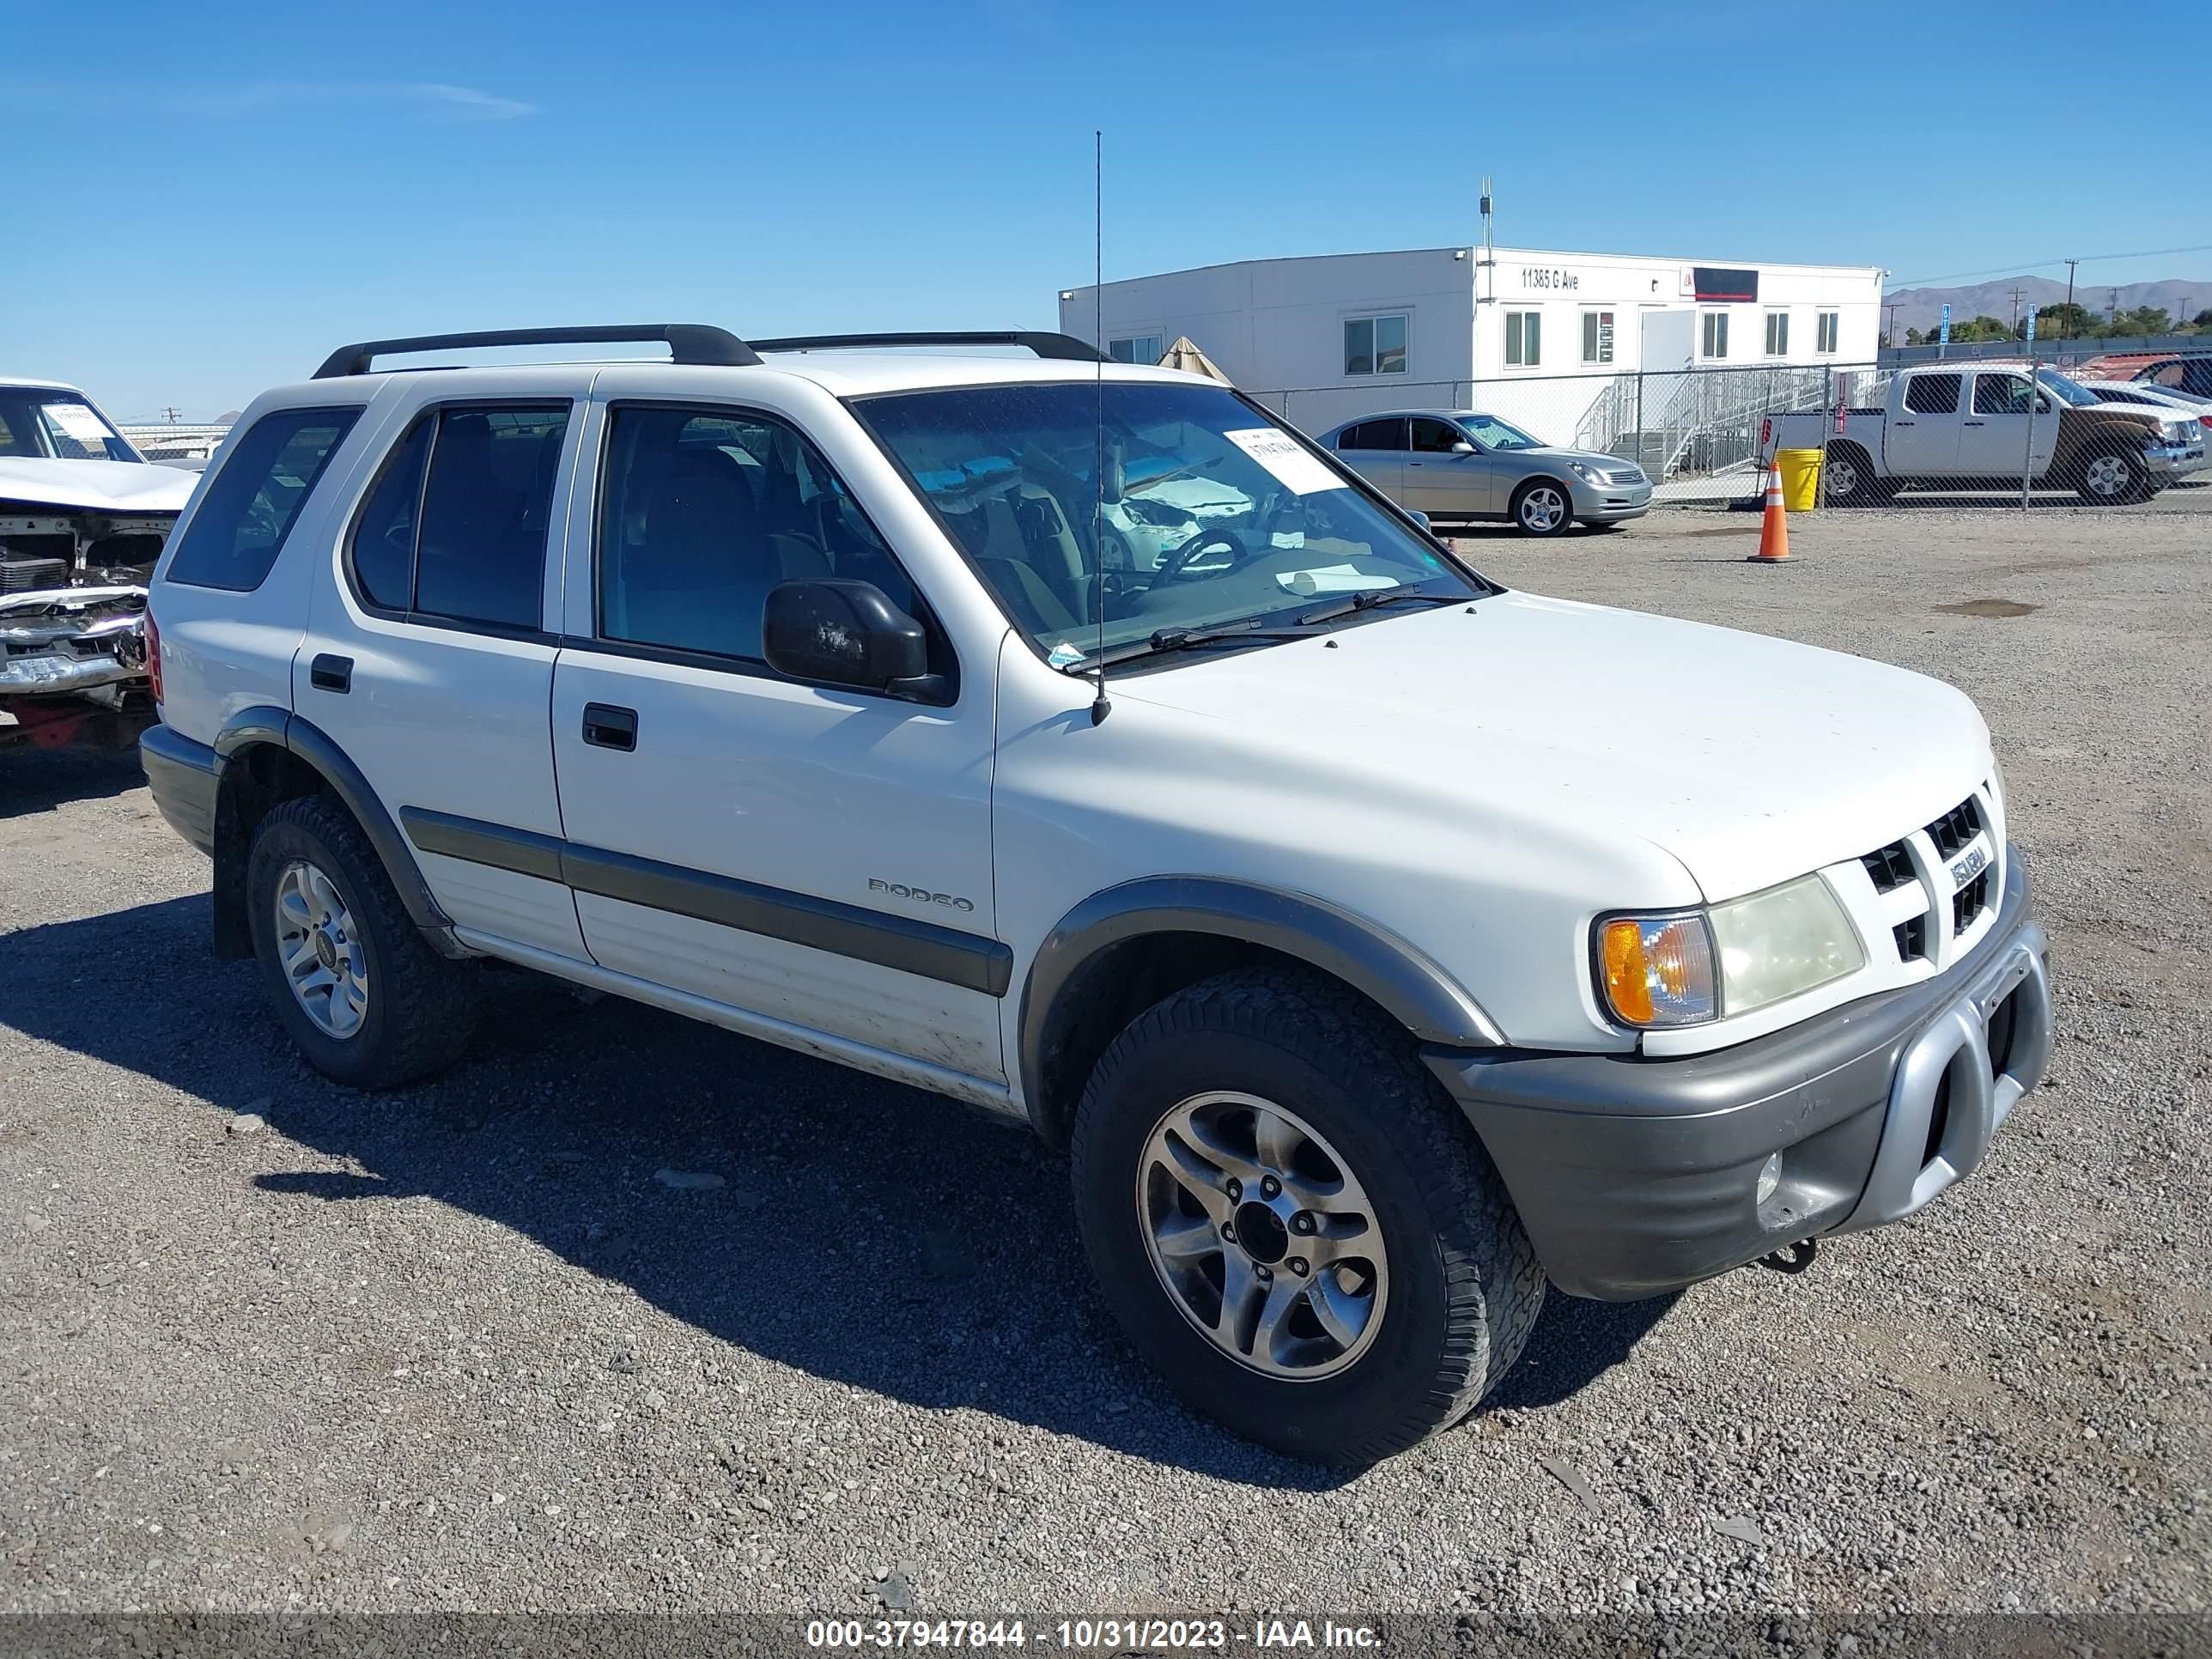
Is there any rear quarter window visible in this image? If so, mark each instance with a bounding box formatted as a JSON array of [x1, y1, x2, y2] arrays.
[[163, 407, 362, 591]]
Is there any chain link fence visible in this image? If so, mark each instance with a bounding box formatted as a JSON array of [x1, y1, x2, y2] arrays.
[[1255, 351, 2210, 511]]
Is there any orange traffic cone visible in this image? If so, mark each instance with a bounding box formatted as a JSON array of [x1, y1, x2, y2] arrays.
[[1747, 464, 1790, 563]]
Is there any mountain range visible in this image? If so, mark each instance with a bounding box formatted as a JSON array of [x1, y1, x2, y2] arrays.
[[1883, 276, 2210, 333]]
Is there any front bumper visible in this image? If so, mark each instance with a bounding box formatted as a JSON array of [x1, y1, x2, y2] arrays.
[[2146, 440, 2206, 477], [1568, 477, 1654, 520], [1425, 851, 2051, 1300]]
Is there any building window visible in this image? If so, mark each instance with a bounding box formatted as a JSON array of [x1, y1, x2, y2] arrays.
[[1816, 311, 1839, 354], [1764, 312, 1790, 356], [1701, 312, 1729, 360], [1580, 310, 1614, 365], [1343, 314, 1407, 376], [1108, 335, 1163, 365], [1504, 310, 1541, 368]]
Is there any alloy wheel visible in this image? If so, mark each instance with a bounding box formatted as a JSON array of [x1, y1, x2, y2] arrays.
[[1519, 485, 1567, 532], [274, 860, 369, 1039], [1137, 1091, 1388, 1380], [2081, 454, 2132, 498]]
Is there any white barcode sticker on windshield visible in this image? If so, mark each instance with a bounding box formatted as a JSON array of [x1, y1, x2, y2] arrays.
[[1224, 428, 1346, 495]]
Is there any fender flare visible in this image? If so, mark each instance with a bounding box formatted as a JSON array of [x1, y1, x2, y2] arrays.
[[212, 706, 462, 957], [1016, 875, 1504, 1136]]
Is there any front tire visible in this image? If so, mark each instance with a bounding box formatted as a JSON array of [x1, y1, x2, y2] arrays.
[[1510, 478, 1574, 538], [1070, 968, 1544, 1465], [2076, 447, 2148, 505], [246, 795, 478, 1090]]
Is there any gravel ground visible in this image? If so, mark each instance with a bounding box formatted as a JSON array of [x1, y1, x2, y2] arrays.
[[2, 500, 2207, 1633]]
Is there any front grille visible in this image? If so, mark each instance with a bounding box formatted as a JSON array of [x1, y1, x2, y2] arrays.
[[1925, 797, 1984, 859], [1893, 914, 1928, 962], [1953, 868, 1991, 934], [1863, 792, 1992, 963], [1863, 840, 1917, 893]]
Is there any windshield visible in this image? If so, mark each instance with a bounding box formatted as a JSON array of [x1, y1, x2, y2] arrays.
[[0, 390, 141, 463], [860, 380, 1480, 664], [2034, 370, 2102, 409], [1455, 412, 1540, 450]]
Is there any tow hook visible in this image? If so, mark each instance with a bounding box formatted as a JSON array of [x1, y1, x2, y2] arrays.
[[1758, 1237, 1820, 1274]]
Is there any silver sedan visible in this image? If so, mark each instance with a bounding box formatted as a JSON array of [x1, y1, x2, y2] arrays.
[[1315, 410, 1652, 538]]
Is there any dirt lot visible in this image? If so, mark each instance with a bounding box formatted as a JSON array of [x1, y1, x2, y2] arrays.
[[2, 500, 2207, 1632]]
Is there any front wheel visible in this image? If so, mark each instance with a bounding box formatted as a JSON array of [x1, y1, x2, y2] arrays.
[[1510, 478, 1574, 538], [2076, 447, 2148, 505], [1069, 968, 1544, 1465]]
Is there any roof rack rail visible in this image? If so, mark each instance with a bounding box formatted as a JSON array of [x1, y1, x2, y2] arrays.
[[312, 324, 761, 380], [750, 331, 1109, 365]]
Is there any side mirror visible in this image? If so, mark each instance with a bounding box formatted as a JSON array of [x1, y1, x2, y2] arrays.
[[1405, 509, 1433, 531], [1450, 441, 1478, 454], [763, 580, 937, 699]]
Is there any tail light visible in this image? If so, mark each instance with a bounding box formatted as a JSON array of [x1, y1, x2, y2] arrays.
[[145, 609, 164, 706]]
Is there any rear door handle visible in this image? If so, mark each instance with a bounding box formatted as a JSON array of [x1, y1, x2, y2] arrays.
[[581, 702, 637, 751], [1964, 420, 1986, 426], [310, 653, 352, 693]]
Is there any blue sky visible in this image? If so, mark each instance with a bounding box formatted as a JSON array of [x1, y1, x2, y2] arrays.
[[9, 0, 2206, 419]]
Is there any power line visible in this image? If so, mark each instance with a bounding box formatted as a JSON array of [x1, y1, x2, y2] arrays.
[[1888, 241, 2212, 289]]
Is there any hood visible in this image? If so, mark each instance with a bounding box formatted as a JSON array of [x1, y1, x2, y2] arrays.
[[1526, 446, 1643, 477], [0, 456, 197, 514], [1111, 591, 1990, 902]]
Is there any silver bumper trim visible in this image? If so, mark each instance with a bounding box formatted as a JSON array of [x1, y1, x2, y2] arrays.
[[1836, 920, 2051, 1232]]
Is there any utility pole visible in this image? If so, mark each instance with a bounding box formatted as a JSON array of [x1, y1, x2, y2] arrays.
[[2063, 258, 2079, 334], [162, 405, 181, 425], [1883, 302, 1902, 349], [2008, 287, 2027, 332]]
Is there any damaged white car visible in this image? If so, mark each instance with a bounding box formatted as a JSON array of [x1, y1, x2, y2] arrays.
[[1, 378, 195, 749]]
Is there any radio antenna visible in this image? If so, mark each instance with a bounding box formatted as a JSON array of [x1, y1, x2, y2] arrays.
[[1089, 127, 1111, 726]]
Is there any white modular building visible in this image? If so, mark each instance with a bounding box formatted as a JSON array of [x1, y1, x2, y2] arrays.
[[1058, 246, 1885, 459]]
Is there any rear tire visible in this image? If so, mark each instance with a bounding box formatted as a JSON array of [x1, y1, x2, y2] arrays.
[[1510, 478, 1574, 538], [1822, 443, 1890, 507], [1070, 967, 1544, 1465], [245, 795, 478, 1090]]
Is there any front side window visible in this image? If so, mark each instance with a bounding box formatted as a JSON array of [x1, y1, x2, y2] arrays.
[[1580, 310, 1613, 365], [1409, 417, 1464, 453], [1972, 374, 2035, 416], [1904, 374, 1961, 415], [1504, 311, 1541, 367], [597, 405, 914, 664], [0, 389, 140, 463], [1108, 336, 1164, 366], [1344, 314, 1407, 376], [344, 404, 569, 629], [860, 380, 1480, 665], [1701, 312, 1729, 359], [166, 407, 361, 591], [1765, 311, 1790, 356], [1816, 310, 1839, 353]]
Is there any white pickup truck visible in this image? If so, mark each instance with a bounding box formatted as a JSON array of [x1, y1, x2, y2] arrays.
[[140, 325, 2053, 1464], [1762, 361, 2203, 505]]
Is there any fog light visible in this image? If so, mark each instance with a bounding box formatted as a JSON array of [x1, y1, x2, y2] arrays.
[[1755, 1152, 1783, 1206]]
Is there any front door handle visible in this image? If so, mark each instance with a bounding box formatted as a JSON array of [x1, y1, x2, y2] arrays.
[[581, 703, 637, 751], [1964, 419, 1986, 427], [310, 653, 352, 693]]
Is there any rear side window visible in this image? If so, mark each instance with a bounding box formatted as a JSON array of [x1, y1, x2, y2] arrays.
[[344, 405, 570, 630], [1904, 374, 1961, 416], [164, 408, 361, 591], [1339, 418, 1407, 452]]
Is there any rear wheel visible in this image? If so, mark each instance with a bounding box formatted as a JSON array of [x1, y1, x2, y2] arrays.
[[1821, 443, 1891, 506], [246, 795, 478, 1089], [1070, 967, 1544, 1465], [1510, 479, 1573, 538]]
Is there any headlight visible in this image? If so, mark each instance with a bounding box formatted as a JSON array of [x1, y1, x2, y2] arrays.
[[1597, 874, 1864, 1029], [1568, 461, 1604, 484]]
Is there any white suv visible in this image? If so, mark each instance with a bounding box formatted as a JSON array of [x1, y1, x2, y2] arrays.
[[139, 325, 2052, 1464]]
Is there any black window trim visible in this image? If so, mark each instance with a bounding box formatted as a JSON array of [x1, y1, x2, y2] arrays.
[[841, 380, 1502, 676], [337, 394, 576, 641], [163, 403, 367, 592], [581, 396, 961, 706]]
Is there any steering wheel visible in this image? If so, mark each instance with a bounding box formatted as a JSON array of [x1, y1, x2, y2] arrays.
[[1152, 528, 1248, 586]]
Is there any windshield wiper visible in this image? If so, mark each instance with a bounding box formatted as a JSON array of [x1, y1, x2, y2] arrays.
[[1076, 622, 1320, 672], [1295, 589, 1462, 626]]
